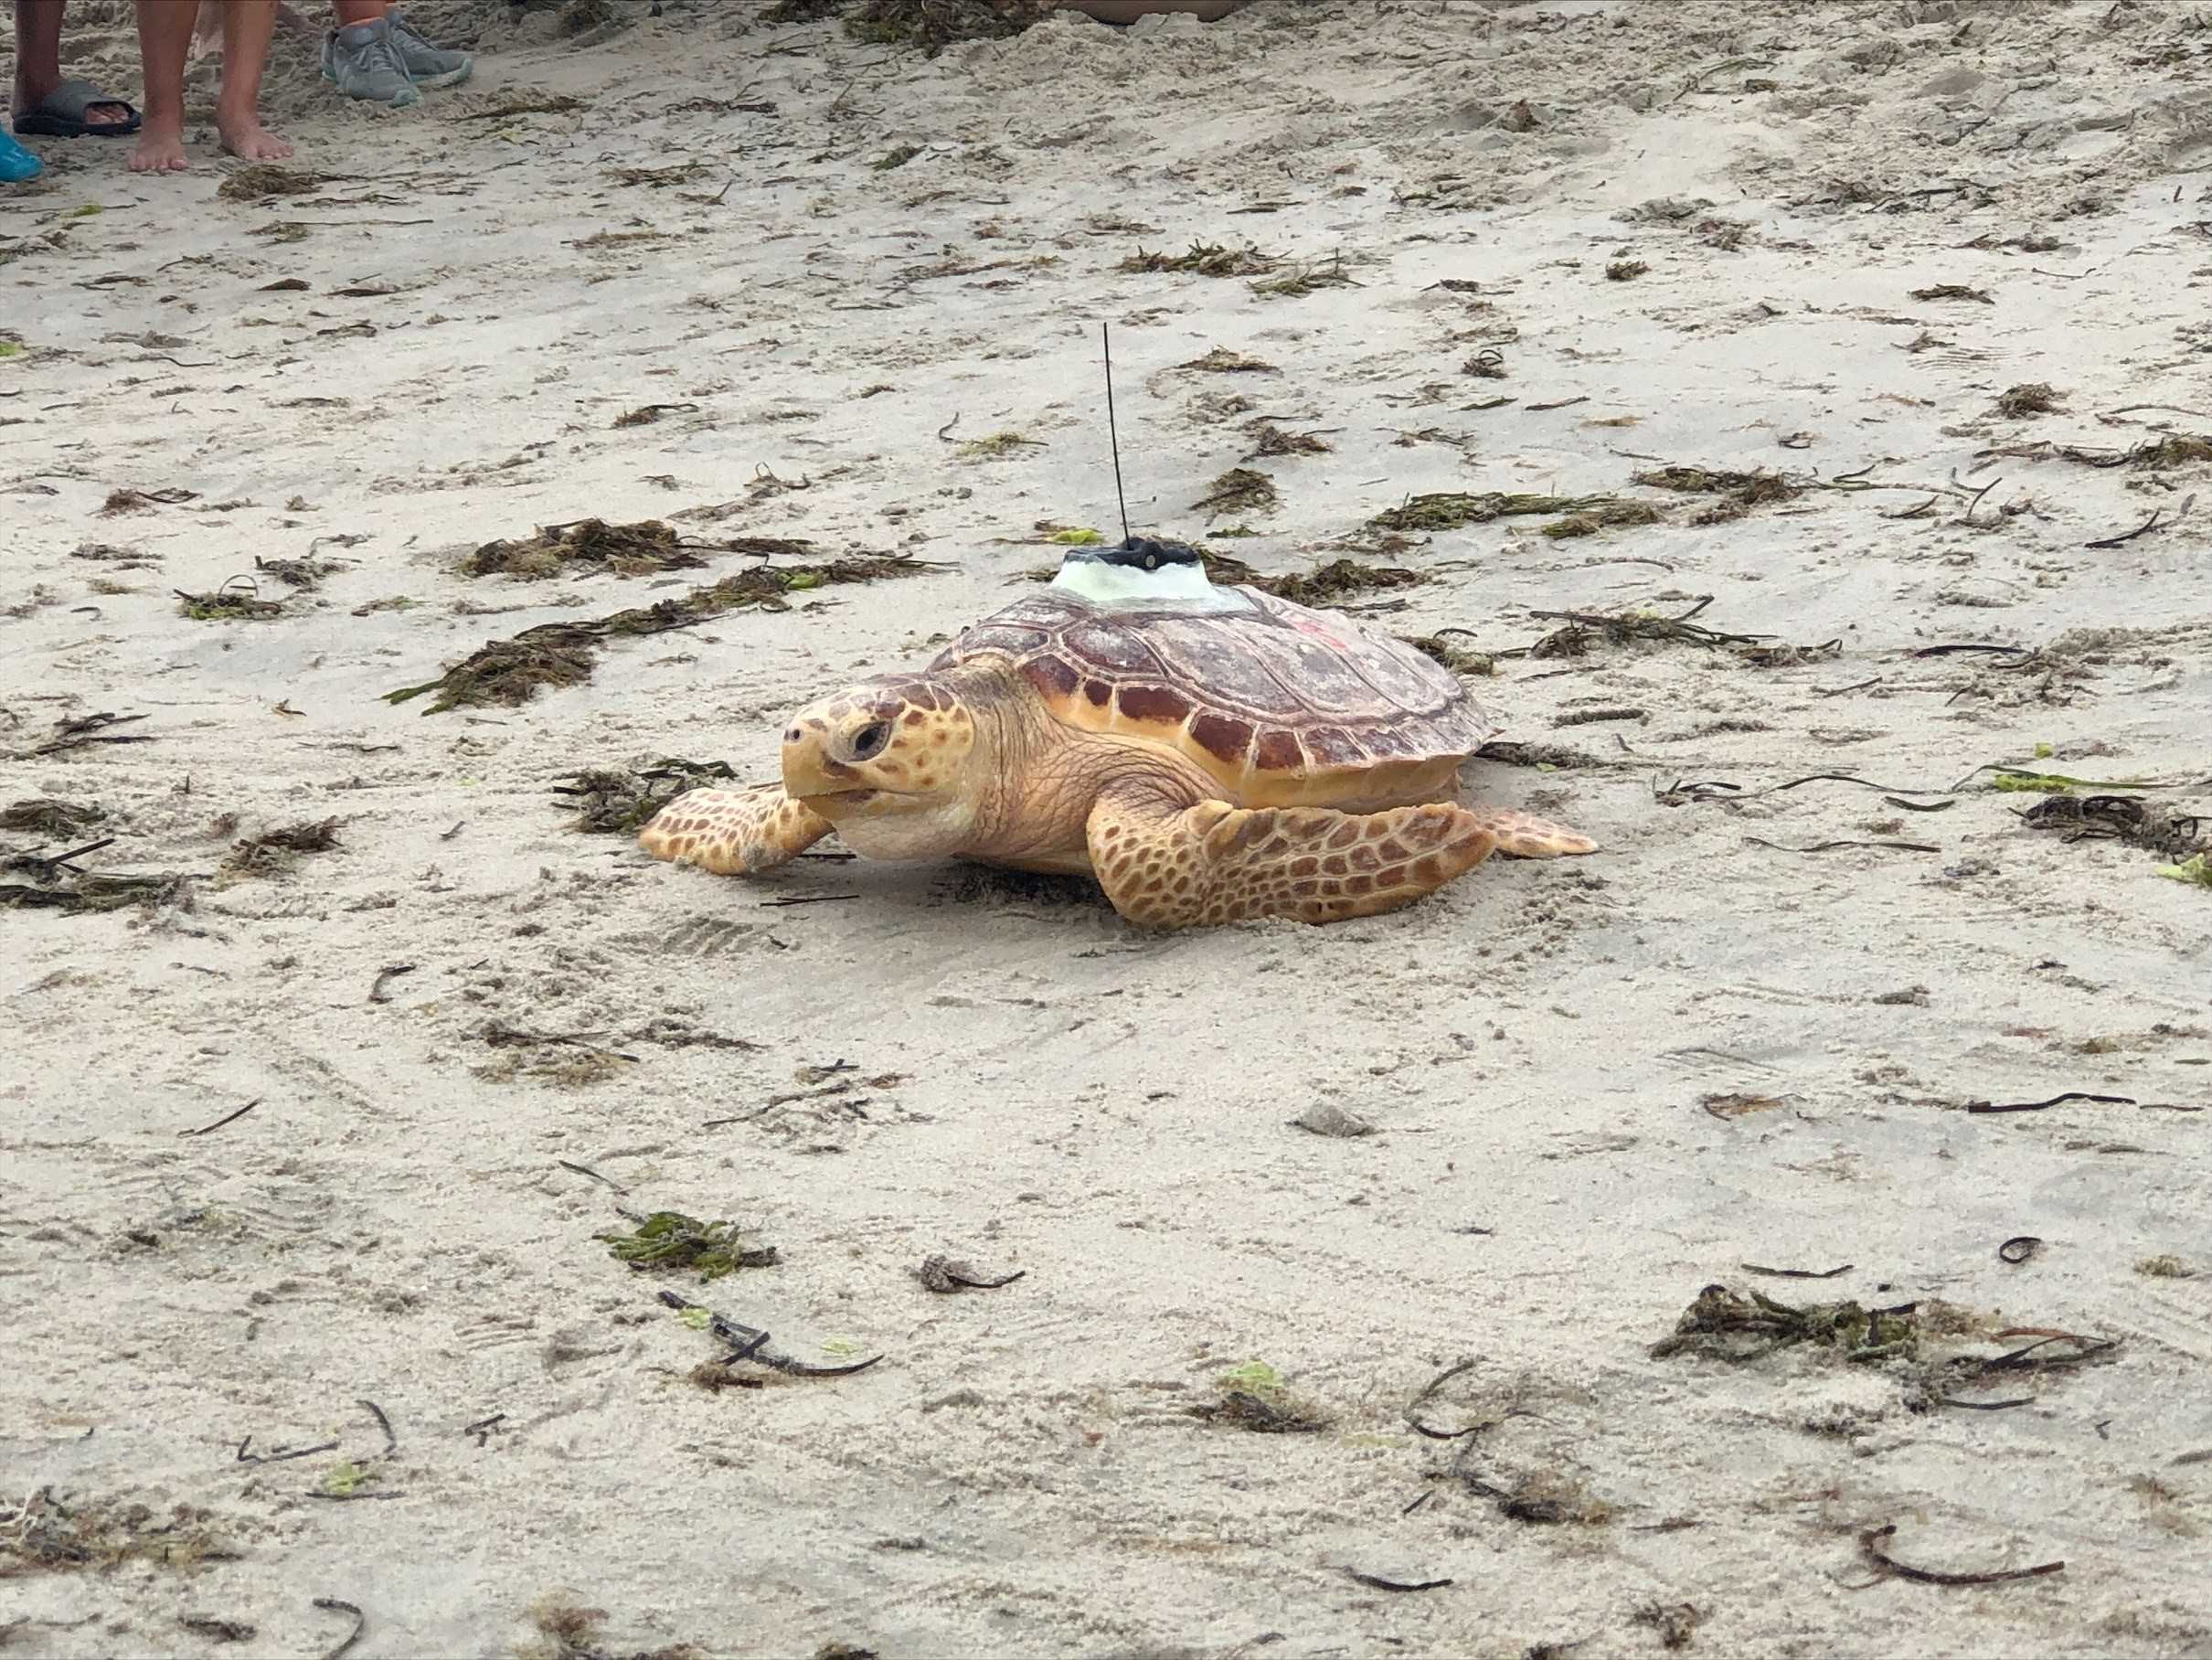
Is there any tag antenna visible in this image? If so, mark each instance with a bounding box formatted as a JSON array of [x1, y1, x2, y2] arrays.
[[1102, 321, 1131, 543]]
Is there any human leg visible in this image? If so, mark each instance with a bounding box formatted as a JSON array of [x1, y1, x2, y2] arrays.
[[215, 0, 291, 160], [130, 0, 195, 172], [14, 0, 138, 133]]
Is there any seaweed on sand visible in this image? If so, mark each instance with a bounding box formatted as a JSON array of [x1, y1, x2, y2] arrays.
[[462, 517, 737, 580], [1368, 491, 1634, 533], [386, 555, 943, 714], [218, 164, 326, 202], [0, 1490, 237, 1575], [2020, 793, 2207, 862], [218, 818, 341, 880], [1177, 347, 1279, 374], [1258, 559, 1428, 606], [1651, 1284, 1924, 1364], [597, 1212, 779, 1282], [553, 760, 738, 834], [1993, 382, 2064, 419], [845, 0, 1054, 54], [466, 522, 823, 580], [1976, 433, 2212, 470], [388, 633, 596, 714], [956, 431, 1041, 461], [1526, 601, 1774, 660], [1252, 257, 1357, 298], [1190, 467, 1280, 516], [254, 553, 346, 591], [1631, 465, 1804, 523], [526, 1596, 707, 1660], [0, 876, 188, 913], [1122, 242, 1276, 278], [1401, 633, 1494, 675], [175, 580, 284, 621], [0, 833, 192, 913], [1541, 501, 1665, 537], [0, 799, 105, 837], [1186, 1361, 1332, 1434], [2132, 434, 2212, 467], [1653, 1283, 2121, 1418], [1462, 1467, 1613, 1526], [1244, 421, 1333, 458]]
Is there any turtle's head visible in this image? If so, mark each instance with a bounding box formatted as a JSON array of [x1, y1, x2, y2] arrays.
[[779, 674, 983, 860]]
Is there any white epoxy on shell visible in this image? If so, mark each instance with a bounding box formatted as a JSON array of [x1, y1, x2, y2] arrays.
[[1049, 553, 1255, 613]]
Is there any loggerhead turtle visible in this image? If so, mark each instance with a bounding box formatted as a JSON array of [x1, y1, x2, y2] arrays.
[[638, 536, 1596, 928]]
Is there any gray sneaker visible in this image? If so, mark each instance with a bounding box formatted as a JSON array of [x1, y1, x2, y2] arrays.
[[322, 18, 420, 107], [388, 10, 473, 91]]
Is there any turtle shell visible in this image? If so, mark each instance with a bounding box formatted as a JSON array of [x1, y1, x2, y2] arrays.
[[930, 586, 1496, 808]]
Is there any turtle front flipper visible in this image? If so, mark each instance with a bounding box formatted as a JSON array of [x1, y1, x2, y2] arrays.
[[1084, 787, 1500, 929], [639, 786, 831, 875]]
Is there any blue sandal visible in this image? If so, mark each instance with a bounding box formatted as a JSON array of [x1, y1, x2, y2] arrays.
[[0, 129, 41, 183]]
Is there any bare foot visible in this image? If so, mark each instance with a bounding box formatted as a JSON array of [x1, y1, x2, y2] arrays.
[[216, 114, 292, 163], [130, 122, 189, 175]]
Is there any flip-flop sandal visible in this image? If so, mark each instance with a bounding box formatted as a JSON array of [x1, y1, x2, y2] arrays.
[[13, 79, 143, 139], [0, 129, 41, 182]]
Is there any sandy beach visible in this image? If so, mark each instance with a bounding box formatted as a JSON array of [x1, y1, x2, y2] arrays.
[[4, 0, 2210, 1655]]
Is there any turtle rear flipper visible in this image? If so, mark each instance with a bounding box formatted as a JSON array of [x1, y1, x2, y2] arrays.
[[1461, 805, 1597, 859], [1085, 788, 1499, 929]]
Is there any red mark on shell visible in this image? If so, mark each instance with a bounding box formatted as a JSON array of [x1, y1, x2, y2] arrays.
[[1288, 615, 1351, 651]]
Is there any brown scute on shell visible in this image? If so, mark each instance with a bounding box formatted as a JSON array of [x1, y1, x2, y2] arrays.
[[939, 583, 1495, 781], [1022, 654, 1081, 699], [1304, 726, 1371, 767], [1190, 710, 1256, 764], [1117, 684, 1192, 726], [1361, 722, 1423, 759]]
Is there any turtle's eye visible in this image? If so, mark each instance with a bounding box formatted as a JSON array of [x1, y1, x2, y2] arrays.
[[850, 720, 892, 761]]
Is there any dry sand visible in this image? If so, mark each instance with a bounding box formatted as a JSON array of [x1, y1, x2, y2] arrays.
[[5, 0, 2212, 1655]]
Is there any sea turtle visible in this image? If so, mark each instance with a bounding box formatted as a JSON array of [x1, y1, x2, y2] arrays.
[[638, 536, 1596, 928]]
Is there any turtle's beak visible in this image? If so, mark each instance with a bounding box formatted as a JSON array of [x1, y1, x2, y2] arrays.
[[781, 734, 850, 804], [781, 729, 877, 815]]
